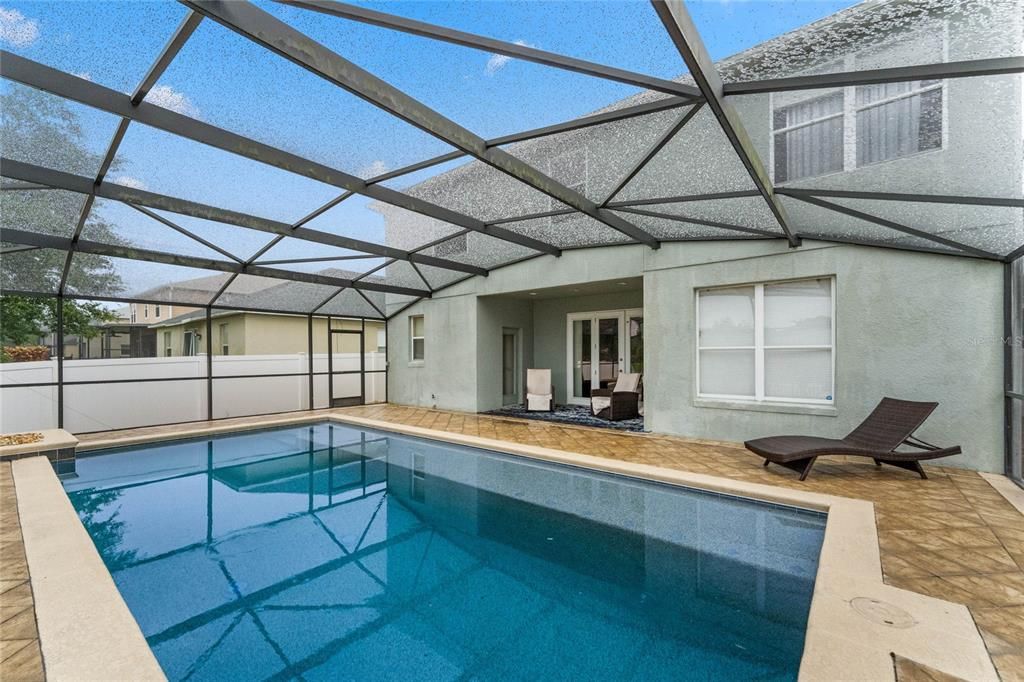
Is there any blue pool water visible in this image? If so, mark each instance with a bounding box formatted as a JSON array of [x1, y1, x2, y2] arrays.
[[65, 422, 825, 681]]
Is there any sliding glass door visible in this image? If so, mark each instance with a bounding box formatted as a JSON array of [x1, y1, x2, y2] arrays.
[[566, 309, 642, 405]]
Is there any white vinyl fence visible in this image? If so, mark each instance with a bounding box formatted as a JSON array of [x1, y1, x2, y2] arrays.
[[0, 352, 385, 434]]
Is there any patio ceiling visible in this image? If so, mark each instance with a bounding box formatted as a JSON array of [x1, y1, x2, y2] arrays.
[[1, 0, 1022, 320]]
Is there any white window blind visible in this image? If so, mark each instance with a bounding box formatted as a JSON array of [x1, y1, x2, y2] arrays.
[[698, 278, 834, 404]]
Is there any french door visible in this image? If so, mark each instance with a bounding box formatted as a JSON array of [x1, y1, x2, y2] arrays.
[[566, 309, 642, 405]]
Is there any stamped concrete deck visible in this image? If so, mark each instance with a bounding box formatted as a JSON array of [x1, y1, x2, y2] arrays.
[[4, 404, 1023, 680]]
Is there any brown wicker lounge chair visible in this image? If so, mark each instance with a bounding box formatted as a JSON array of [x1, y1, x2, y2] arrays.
[[745, 398, 961, 481]]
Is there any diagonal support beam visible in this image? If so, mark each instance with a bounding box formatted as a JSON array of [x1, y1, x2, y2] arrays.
[[355, 288, 386, 319], [128, 204, 245, 263], [776, 187, 1024, 209], [650, 0, 799, 247], [0, 228, 431, 297], [0, 159, 488, 277], [277, 0, 702, 100], [179, 0, 659, 248], [790, 194, 1002, 260], [56, 11, 204, 296], [362, 95, 694, 188], [601, 102, 704, 206], [724, 56, 1024, 96], [607, 189, 761, 208], [0, 50, 560, 258], [132, 11, 205, 104], [614, 206, 785, 239]]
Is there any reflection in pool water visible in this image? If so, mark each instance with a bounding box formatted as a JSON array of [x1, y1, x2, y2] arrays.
[[66, 422, 825, 681]]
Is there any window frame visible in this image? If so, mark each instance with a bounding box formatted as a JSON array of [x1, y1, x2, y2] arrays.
[[409, 314, 425, 364], [695, 276, 836, 406], [183, 330, 197, 357]]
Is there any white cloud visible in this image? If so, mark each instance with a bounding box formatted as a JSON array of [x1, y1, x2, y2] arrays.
[[360, 160, 389, 178], [73, 72, 92, 81], [112, 175, 148, 191], [146, 84, 201, 118], [484, 40, 533, 76], [0, 7, 39, 47]]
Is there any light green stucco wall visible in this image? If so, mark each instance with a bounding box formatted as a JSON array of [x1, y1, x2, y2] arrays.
[[476, 297, 534, 413], [388, 240, 1005, 472]]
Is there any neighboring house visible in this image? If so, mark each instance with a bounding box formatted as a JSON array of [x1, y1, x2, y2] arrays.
[[39, 306, 156, 359], [376, 0, 1023, 474]]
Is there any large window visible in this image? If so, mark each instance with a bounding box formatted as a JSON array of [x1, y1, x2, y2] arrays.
[[697, 277, 834, 404], [409, 315, 425, 362]]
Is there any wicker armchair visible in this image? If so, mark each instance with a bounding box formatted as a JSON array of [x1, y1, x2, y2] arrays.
[[591, 373, 642, 421]]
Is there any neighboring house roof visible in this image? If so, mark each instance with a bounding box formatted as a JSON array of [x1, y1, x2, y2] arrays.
[[134, 272, 277, 302], [146, 268, 387, 327]]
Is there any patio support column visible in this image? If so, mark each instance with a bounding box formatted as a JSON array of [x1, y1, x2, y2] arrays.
[[56, 295, 64, 429], [206, 306, 213, 421], [327, 316, 334, 408], [650, 0, 800, 247], [360, 318, 366, 405], [308, 314, 315, 410]]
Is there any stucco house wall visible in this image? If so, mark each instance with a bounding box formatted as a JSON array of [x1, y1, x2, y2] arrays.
[[387, 240, 1005, 472]]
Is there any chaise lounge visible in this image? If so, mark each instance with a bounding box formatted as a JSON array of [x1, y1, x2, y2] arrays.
[[745, 397, 962, 481]]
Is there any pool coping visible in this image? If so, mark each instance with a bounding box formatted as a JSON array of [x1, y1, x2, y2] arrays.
[[11, 456, 166, 682], [29, 412, 998, 681]]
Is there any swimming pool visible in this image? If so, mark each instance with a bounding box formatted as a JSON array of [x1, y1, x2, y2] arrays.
[[65, 421, 826, 681]]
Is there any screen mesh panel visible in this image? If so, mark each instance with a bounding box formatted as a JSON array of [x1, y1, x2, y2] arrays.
[[1, 81, 125, 178], [0, 246, 67, 293], [0, 189, 87, 238]]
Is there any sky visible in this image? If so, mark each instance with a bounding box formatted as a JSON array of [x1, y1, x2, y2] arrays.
[[0, 0, 857, 291]]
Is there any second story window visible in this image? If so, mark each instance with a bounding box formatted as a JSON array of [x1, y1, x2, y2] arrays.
[[771, 31, 944, 183], [855, 79, 942, 167], [773, 92, 844, 183], [154, 305, 161, 318]]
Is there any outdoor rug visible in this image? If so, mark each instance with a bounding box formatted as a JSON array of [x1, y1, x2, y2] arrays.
[[482, 404, 645, 433]]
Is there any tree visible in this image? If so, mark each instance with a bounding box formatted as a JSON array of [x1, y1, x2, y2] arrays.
[[0, 297, 119, 346], [1, 84, 126, 345]]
